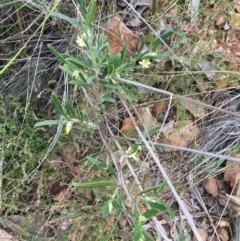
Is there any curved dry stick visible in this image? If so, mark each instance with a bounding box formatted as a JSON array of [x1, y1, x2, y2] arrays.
[[114, 76, 240, 118]]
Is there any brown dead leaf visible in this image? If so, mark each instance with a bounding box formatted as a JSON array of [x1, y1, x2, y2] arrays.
[[0, 229, 19, 241], [218, 197, 227, 207], [196, 78, 208, 92], [214, 75, 230, 89], [75, 188, 95, 204], [120, 117, 136, 133], [216, 16, 225, 26], [204, 177, 219, 197], [120, 107, 157, 133], [192, 40, 217, 55], [179, 100, 206, 119], [225, 194, 240, 216], [103, 16, 140, 57], [218, 193, 240, 215], [229, 13, 240, 29], [53, 187, 71, 202], [138, 202, 147, 214], [218, 220, 230, 228], [182, 200, 194, 213], [125, 201, 132, 209], [162, 120, 200, 150], [151, 101, 166, 118], [217, 228, 229, 241], [228, 63, 239, 71], [235, 4, 240, 13], [207, 235, 219, 241], [137, 106, 157, 131], [182, 22, 197, 37], [194, 228, 208, 241], [224, 155, 240, 194], [119, 217, 128, 228]]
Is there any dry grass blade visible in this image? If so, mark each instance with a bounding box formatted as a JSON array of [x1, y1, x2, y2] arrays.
[[0, 0, 72, 110]]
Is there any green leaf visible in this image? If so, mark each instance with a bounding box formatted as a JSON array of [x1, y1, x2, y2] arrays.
[[65, 101, 76, 118], [171, 32, 187, 49], [78, 0, 87, 17], [144, 198, 175, 222], [142, 230, 155, 241], [100, 84, 120, 90], [48, 44, 67, 64], [143, 125, 162, 138], [126, 144, 141, 160], [72, 180, 116, 188], [121, 41, 128, 61], [133, 218, 143, 241], [136, 182, 168, 196], [111, 53, 122, 69], [112, 200, 124, 210], [102, 203, 110, 217], [34, 119, 69, 127], [148, 32, 155, 50], [100, 96, 116, 103], [161, 25, 180, 40], [87, 156, 104, 167], [176, 236, 187, 241], [86, 75, 96, 84], [51, 92, 67, 117], [152, 25, 180, 50], [69, 80, 91, 88], [86, 156, 116, 177], [134, 34, 146, 58], [231, 143, 240, 153], [49, 11, 84, 29], [58, 65, 74, 76], [141, 209, 160, 220], [86, 0, 96, 28], [67, 56, 90, 69]]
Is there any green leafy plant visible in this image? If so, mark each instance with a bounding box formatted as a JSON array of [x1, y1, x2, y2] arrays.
[[35, 0, 178, 133], [33, 0, 180, 239], [133, 196, 174, 241]]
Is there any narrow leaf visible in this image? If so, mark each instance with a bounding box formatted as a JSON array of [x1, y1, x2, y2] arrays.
[[49, 11, 83, 29], [136, 182, 168, 196], [72, 180, 116, 188], [48, 44, 67, 64], [176, 236, 187, 241], [112, 200, 124, 210], [133, 218, 143, 241], [153, 25, 180, 50], [86, 156, 116, 176], [142, 230, 155, 241], [121, 41, 128, 61], [86, 0, 96, 28], [141, 209, 160, 219], [65, 101, 76, 118], [78, 0, 87, 17], [35, 119, 68, 127], [143, 125, 162, 138], [51, 92, 67, 117]]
